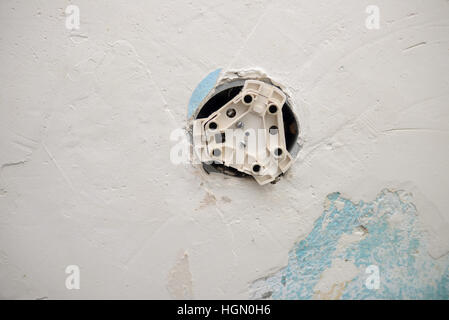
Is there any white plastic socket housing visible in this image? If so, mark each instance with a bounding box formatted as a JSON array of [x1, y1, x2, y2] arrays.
[[192, 80, 295, 185]]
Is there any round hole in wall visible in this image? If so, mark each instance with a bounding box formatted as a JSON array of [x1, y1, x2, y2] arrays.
[[191, 76, 301, 182]]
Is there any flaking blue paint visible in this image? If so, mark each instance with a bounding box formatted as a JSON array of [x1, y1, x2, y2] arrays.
[[250, 189, 449, 299], [187, 68, 222, 119]]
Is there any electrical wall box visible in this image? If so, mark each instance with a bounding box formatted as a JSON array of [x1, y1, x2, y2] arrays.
[[190, 78, 300, 185]]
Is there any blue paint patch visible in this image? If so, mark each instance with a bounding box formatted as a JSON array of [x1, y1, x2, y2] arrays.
[[187, 68, 222, 119], [250, 189, 449, 299]]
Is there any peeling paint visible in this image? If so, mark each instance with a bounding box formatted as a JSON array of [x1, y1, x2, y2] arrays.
[[167, 251, 194, 299], [251, 190, 449, 299]]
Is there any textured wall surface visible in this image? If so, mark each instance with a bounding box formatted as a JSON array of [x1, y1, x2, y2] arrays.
[[251, 190, 449, 299], [0, 0, 448, 299]]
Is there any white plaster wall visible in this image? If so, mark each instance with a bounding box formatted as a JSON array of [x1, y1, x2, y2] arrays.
[[0, 0, 448, 299]]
